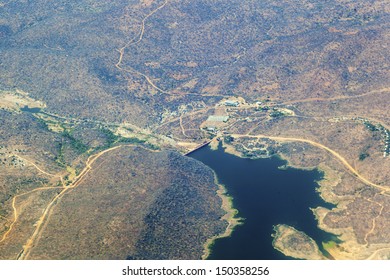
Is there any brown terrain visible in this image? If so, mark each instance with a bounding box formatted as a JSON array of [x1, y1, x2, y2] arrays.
[[0, 0, 389, 259]]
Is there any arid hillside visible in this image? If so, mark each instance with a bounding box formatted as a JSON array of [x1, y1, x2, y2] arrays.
[[0, 0, 389, 259]]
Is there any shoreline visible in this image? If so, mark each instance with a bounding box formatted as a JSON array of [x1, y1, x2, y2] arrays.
[[222, 140, 340, 207], [201, 173, 242, 260], [272, 224, 326, 260], [215, 140, 339, 259]]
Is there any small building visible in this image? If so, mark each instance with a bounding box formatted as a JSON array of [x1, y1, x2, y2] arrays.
[[224, 100, 239, 107], [205, 127, 217, 132], [207, 115, 229, 122]]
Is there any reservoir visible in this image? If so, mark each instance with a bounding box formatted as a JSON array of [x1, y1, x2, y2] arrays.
[[190, 144, 336, 260], [20, 106, 41, 113]]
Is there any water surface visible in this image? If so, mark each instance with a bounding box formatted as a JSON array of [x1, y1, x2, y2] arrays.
[[190, 144, 335, 260], [20, 106, 41, 113]]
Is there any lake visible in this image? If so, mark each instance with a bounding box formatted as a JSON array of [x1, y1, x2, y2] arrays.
[[20, 106, 41, 113], [189, 143, 336, 260]]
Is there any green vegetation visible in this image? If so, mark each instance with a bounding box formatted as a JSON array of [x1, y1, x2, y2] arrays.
[[361, 121, 389, 157], [99, 127, 119, 146], [260, 106, 270, 111], [363, 121, 378, 132], [98, 127, 147, 148], [0, 0, 389, 261], [0, 207, 8, 217], [144, 143, 160, 151], [55, 142, 66, 167], [62, 130, 88, 154], [63, 174, 71, 186], [270, 110, 285, 118], [224, 135, 234, 144], [359, 152, 369, 161], [54, 127, 90, 166], [322, 240, 337, 250], [119, 137, 146, 145], [35, 117, 49, 131]]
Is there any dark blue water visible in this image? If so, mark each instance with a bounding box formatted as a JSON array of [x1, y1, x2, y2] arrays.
[[190, 143, 336, 260], [20, 106, 41, 113]]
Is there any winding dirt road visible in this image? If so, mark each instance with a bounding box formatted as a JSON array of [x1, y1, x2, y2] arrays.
[[17, 145, 123, 260], [115, 0, 170, 94], [0, 145, 126, 259]]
